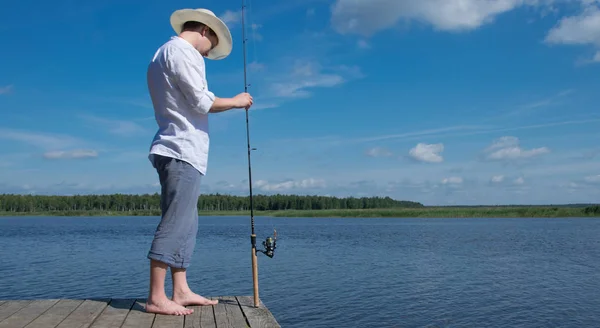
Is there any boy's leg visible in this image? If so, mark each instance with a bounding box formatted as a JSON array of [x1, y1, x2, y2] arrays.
[[172, 203, 218, 306], [147, 259, 192, 315], [145, 155, 201, 315]]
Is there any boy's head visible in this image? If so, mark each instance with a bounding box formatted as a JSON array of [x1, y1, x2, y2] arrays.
[[180, 21, 220, 58], [170, 8, 232, 60]]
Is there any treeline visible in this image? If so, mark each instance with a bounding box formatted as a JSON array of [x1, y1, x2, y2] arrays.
[[0, 193, 423, 213], [584, 205, 600, 214]]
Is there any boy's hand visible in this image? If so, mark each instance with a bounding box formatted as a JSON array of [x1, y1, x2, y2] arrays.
[[233, 92, 253, 109]]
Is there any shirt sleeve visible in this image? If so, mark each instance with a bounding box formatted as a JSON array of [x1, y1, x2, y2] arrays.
[[168, 53, 215, 115]]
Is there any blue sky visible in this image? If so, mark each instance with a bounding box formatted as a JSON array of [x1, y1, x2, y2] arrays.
[[1, 0, 599, 205]]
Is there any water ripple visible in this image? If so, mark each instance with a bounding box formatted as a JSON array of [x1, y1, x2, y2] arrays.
[[1, 216, 599, 327]]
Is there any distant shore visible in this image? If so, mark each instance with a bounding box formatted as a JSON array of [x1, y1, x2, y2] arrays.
[[2, 206, 599, 218], [2, 193, 598, 218]]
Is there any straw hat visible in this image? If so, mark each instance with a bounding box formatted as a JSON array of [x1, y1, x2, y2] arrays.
[[170, 8, 233, 60]]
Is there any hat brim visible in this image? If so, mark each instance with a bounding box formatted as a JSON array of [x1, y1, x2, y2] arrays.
[[170, 9, 233, 60]]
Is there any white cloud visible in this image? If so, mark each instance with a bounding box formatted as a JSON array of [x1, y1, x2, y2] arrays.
[[218, 9, 262, 42], [250, 103, 279, 110], [335, 65, 366, 79], [330, 0, 600, 63], [281, 61, 342, 96], [340, 118, 600, 145], [409, 143, 444, 163], [250, 23, 263, 41], [491, 175, 505, 183], [193, 177, 330, 195], [520, 89, 574, 110], [271, 74, 343, 98], [0, 128, 85, 150], [0, 85, 13, 94], [263, 60, 362, 103], [330, 0, 539, 36], [584, 174, 600, 183], [544, 3, 600, 63], [0, 181, 161, 196], [211, 60, 362, 110], [484, 136, 550, 161], [517, 160, 599, 178], [109, 121, 146, 136], [357, 39, 370, 49], [79, 114, 146, 137], [366, 147, 393, 157], [441, 176, 463, 184], [255, 178, 327, 192], [93, 96, 153, 109], [4, 167, 598, 205], [352, 125, 485, 143], [489, 174, 525, 185], [248, 61, 265, 72], [220, 10, 241, 27], [43, 149, 98, 160], [545, 5, 600, 45]]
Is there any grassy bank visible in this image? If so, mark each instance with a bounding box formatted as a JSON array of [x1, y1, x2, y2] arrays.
[[1, 205, 599, 218], [268, 206, 600, 218]]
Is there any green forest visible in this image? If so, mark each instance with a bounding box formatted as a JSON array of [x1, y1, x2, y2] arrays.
[[0, 193, 423, 213], [1, 193, 598, 218]]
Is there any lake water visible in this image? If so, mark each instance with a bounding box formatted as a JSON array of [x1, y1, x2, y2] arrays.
[[1, 216, 599, 327]]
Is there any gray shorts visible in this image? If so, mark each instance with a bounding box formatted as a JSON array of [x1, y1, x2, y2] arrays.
[[148, 154, 202, 269]]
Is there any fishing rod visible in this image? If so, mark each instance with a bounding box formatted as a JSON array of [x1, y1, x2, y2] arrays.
[[241, 0, 277, 308]]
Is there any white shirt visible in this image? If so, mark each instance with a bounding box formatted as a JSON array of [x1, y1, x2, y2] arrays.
[[146, 36, 215, 175]]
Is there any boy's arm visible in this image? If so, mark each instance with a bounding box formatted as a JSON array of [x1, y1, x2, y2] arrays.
[[168, 55, 252, 114], [209, 94, 252, 113], [168, 56, 215, 115], [209, 97, 239, 113]]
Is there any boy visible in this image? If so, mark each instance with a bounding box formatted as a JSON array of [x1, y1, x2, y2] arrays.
[[145, 8, 253, 316]]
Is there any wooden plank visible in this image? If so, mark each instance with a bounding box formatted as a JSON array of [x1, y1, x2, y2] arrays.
[[199, 298, 216, 328], [183, 305, 200, 328], [222, 297, 247, 328], [121, 299, 155, 328], [89, 298, 136, 328], [1, 298, 278, 328], [151, 311, 184, 328], [219, 297, 247, 328], [212, 297, 228, 328], [55, 299, 109, 328], [24, 299, 84, 328], [184, 303, 220, 328], [0, 299, 59, 328], [0, 301, 33, 323], [236, 297, 280, 328]]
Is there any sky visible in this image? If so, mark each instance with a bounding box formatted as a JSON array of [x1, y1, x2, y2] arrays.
[[0, 0, 599, 205]]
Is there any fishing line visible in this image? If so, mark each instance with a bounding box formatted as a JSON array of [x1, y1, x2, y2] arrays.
[[249, 0, 277, 251], [248, 0, 260, 70], [241, 0, 277, 309], [246, 0, 277, 249]]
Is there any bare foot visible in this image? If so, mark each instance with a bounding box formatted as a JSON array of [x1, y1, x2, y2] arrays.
[[173, 290, 218, 306], [145, 297, 194, 316]]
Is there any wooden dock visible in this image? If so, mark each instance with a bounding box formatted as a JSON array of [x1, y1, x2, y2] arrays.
[[0, 296, 280, 328]]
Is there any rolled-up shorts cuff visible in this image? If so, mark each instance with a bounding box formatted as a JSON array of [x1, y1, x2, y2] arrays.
[[147, 252, 190, 269]]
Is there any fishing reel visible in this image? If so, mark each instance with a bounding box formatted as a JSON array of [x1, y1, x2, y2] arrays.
[[254, 229, 277, 258]]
